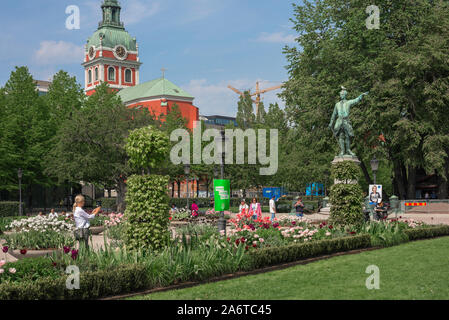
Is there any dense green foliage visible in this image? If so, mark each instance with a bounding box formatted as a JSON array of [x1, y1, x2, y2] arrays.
[[330, 161, 364, 225], [280, 0, 449, 199], [45, 83, 157, 212], [125, 126, 169, 172], [0, 202, 21, 217], [125, 175, 170, 250]]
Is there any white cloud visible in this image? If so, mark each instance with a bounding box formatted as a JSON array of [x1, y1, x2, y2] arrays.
[[182, 79, 284, 117], [254, 32, 296, 44], [122, 0, 161, 25], [34, 41, 84, 65]]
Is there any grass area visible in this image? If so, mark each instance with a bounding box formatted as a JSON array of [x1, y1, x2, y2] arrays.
[[128, 236, 449, 300]]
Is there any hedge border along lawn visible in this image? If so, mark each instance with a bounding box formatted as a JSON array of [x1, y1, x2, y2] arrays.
[[0, 202, 21, 218], [1, 225, 449, 300]]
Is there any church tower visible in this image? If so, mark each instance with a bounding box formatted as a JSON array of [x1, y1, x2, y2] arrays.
[[82, 0, 141, 96]]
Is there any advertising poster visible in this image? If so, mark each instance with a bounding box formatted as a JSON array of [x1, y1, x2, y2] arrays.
[[369, 184, 383, 205], [214, 179, 230, 211]]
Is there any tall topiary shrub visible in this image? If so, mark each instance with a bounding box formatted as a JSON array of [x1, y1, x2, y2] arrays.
[[329, 161, 364, 226], [124, 126, 170, 250]]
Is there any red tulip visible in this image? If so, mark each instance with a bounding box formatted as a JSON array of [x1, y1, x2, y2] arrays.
[[20, 249, 27, 255]]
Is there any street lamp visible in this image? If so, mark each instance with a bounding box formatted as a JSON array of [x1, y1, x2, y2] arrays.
[[370, 156, 379, 184], [217, 129, 227, 236], [184, 164, 190, 209], [18, 168, 22, 216]]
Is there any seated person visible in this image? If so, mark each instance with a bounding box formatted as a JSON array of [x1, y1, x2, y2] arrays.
[[48, 209, 58, 219], [374, 200, 386, 220]]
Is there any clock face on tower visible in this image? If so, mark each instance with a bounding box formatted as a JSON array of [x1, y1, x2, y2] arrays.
[[115, 45, 127, 59], [88, 46, 95, 60]]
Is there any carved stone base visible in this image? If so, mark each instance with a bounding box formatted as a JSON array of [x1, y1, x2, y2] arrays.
[[331, 155, 361, 165]]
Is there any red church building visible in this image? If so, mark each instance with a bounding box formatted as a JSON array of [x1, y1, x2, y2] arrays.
[[82, 0, 199, 129]]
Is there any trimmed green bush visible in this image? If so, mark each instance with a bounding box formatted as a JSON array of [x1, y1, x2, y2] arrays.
[[330, 161, 364, 226], [404, 225, 449, 241], [0, 257, 62, 284], [0, 202, 22, 217], [125, 175, 170, 250], [249, 235, 371, 269], [0, 264, 151, 300]]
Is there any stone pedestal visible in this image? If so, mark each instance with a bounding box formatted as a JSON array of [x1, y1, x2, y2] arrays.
[[331, 155, 361, 165], [321, 156, 361, 215]]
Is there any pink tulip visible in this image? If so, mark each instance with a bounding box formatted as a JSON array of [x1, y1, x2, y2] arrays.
[[0, 260, 5, 267], [9, 268, 16, 274]]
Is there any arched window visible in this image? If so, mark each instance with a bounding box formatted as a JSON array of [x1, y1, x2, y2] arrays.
[[88, 70, 92, 83], [125, 69, 132, 83], [95, 68, 99, 81], [108, 67, 115, 81]]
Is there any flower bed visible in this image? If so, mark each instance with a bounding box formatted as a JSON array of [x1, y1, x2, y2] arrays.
[[1, 210, 449, 300]]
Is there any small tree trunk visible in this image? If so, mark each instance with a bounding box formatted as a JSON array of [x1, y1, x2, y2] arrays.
[[116, 178, 127, 213], [406, 165, 416, 199], [393, 161, 407, 200]]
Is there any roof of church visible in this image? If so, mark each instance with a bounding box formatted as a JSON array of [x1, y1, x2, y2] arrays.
[[118, 78, 194, 103], [86, 0, 137, 51], [87, 28, 137, 51]]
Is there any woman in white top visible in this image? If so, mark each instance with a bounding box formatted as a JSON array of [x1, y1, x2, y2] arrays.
[[73, 195, 101, 249], [239, 200, 249, 214]]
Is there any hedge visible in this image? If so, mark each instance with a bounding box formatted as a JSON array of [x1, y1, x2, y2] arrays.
[[248, 235, 371, 269], [404, 225, 449, 241], [1, 227, 448, 299], [0, 202, 22, 218], [0, 264, 152, 300]]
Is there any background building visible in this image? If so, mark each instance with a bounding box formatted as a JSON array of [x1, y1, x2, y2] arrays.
[[83, 0, 199, 129]]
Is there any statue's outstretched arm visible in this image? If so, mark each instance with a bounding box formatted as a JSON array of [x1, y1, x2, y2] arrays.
[[349, 92, 369, 107]]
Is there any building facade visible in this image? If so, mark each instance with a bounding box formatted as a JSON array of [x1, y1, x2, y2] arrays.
[[83, 0, 199, 129]]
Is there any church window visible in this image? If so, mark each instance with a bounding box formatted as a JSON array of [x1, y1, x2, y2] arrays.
[[108, 67, 116, 81], [95, 68, 99, 81], [125, 69, 132, 83], [88, 70, 92, 83]]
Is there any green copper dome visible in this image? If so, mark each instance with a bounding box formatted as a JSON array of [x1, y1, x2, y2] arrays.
[[86, 0, 137, 52], [87, 28, 137, 51]]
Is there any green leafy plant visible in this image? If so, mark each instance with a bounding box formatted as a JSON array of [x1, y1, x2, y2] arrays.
[[125, 175, 170, 250], [330, 161, 364, 226], [3, 230, 74, 250], [125, 125, 169, 171]]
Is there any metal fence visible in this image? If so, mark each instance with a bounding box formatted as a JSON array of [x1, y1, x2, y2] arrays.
[[400, 199, 449, 214]]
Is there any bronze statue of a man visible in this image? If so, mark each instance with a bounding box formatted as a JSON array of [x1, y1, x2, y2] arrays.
[[329, 87, 369, 157]]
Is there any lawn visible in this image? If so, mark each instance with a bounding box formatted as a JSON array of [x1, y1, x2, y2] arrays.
[[129, 236, 449, 300]]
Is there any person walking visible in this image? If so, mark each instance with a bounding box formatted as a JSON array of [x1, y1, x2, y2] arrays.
[[269, 196, 277, 222], [191, 201, 199, 217], [294, 197, 305, 218], [249, 198, 262, 220], [73, 195, 101, 249]]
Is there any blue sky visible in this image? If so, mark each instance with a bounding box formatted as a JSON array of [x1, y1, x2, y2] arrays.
[[0, 0, 300, 116]]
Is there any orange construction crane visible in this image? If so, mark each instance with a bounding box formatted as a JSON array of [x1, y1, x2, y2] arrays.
[[228, 81, 282, 116]]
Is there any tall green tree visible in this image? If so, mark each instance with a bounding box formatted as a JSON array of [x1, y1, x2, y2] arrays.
[[0, 67, 52, 206], [236, 91, 256, 129], [281, 0, 449, 199], [45, 83, 157, 211]]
